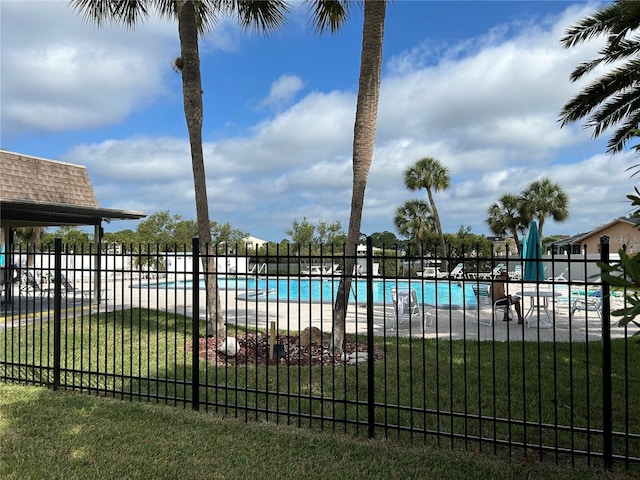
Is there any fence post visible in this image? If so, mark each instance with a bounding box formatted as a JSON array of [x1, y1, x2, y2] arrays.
[[366, 236, 375, 439], [191, 237, 200, 411], [52, 238, 62, 390], [600, 235, 612, 470]]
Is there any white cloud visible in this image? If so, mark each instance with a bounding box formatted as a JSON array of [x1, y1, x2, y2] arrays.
[[4, 1, 636, 241], [258, 74, 304, 111], [1, 1, 179, 134]]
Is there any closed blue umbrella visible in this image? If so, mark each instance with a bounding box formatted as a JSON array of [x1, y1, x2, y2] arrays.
[[523, 220, 544, 281]]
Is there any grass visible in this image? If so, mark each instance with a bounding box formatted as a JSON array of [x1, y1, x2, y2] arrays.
[[1, 308, 640, 471], [0, 383, 633, 480]]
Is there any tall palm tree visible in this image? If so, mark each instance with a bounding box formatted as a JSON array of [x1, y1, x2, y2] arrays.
[[521, 178, 569, 237], [394, 200, 434, 257], [403, 157, 450, 264], [71, 0, 289, 336], [331, 0, 386, 353], [486, 193, 528, 255], [73, 0, 350, 335], [560, 0, 640, 154]]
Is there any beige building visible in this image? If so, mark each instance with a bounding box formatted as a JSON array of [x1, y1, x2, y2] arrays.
[[549, 218, 640, 255], [243, 235, 268, 252]]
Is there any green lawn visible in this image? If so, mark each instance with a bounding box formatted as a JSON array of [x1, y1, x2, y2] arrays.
[[1, 308, 639, 471], [0, 383, 631, 480]]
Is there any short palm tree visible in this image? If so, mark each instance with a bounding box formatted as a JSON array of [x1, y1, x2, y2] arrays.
[[394, 199, 434, 257], [403, 157, 450, 265], [486, 193, 528, 255], [560, 0, 640, 154], [521, 178, 569, 237]]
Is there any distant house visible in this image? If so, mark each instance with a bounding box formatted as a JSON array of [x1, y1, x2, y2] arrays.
[[548, 218, 640, 255], [356, 244, 383, 256], [244, 236, 268, 252], [486, 235, 518, 256]]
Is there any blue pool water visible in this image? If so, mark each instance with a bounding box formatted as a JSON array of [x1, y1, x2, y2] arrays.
[[135, 277, 476, 307]]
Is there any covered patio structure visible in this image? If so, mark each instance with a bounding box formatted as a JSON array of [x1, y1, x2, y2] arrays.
[[0, 149, 145, 303]]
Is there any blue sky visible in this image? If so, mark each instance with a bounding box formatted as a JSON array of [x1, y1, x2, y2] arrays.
[[2, 0, 637, 242]]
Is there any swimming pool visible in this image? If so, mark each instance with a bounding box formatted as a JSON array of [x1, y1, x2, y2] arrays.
[[134, 277, 477, 307]]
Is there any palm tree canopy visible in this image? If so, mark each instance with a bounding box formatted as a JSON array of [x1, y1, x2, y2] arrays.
[[560, 0, 640, 153], [404, 156, 451, 193], [394, 199, 433, 244], [70, 0, 290, 35], [71, 1, 353, 36], [521, 178, 569, 236], [305, 0, 350, 34], [403, 156, 450, 262], [486, 193, 527, 236], [486, 193, 529, 254]]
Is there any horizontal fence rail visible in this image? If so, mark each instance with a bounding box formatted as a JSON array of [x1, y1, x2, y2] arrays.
[[0, 236, 638, 471]]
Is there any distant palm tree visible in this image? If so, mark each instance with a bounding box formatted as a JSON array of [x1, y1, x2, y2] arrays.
[[14, 227, 42, 269], [394, 199, 434, 257], [560, 0, 640, 154], [403, 157, 450, 264], [486, 193, 528, 255], [521, 178, 569, 237]]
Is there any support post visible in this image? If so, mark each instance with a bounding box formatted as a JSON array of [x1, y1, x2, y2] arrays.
[[600, 236, 612, 470], [191, 237, 200, 411], [52, 238, 62, 390], [366, 236, 375, 439]]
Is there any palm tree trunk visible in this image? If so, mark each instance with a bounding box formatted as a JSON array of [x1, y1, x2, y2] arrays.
[[428, 189, 447, 269], [510, 229, 521, 255], [332, 0, 386, 353], [176, 1, 224, 337]]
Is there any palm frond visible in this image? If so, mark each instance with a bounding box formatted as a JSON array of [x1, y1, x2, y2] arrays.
[[70, 0, 149, 29], [591, 85, 640, 128], [561, 2, 626, 47], [231, 0, 289, 35], [561, 1, 640, 48], [606, 108, 640, 153], [570, 36, 640, 81], [560, 59, 640, 131], [305, 0, 350, 35]]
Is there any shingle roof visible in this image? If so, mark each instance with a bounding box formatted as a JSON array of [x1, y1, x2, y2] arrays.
[[0, 149, 144, 227], [1, 150, 99, 207]]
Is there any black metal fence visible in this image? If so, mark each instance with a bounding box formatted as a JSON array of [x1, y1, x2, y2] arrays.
[[1, 236, 639, 471]]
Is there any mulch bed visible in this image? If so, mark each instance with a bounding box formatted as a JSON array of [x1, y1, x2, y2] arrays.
[[188, 333, 384, 366]]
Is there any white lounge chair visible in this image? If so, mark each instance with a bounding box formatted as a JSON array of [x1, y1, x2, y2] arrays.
[[19, 270, 44, 296], [418, 266, 447, 279], [324, 263, 342, 276], [390, 287, 432, 332], [547, 267, 568, 282], [447, 263, 464, 279], [58, 273, 97, 299], [480, 263, 506, 280], [509, 265, 522, 280], [570, 290, 602, 320]]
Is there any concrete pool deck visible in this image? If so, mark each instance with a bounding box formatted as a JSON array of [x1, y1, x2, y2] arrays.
[[2, 279, 637, 342]]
